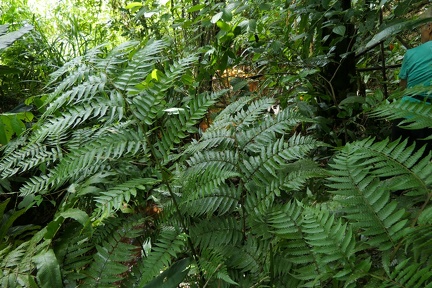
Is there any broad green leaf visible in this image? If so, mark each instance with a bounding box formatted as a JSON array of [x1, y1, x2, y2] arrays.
[[0, 118, 8, 144], [44, 209, 89, 240], [187, 4, 205, 13], [339, 96, 365, 107], [222, 9, 232, 22], [0, 116, 13, 144], [151, 69, 160, 81], [143, 258, 191, 288], [16, 111, 34, 121], [212, 12, 223, 24], [217, 21, 231, 32], [9, 115, 26, 136], [33, 249, 62, 288], [60, 208, 90, 226], [125, 2, 143, 9], [45, 218, 63, 240], [18, 195, 41, 210], [333, 25, 346, 36], [0, 199, 10, 222], [0, 207, 28, 241]]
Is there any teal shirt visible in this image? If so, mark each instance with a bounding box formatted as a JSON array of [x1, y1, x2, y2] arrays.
[[399, 41, 432, 102]]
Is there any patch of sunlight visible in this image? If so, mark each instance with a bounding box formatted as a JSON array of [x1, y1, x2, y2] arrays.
[[27, 0, 58, 18]]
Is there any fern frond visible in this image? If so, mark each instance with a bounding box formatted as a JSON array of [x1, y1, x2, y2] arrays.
[[45, 75, 107, 115], [268, 202, 312, 264], [181, 183, 241, 216], [198, 249, 238, 286], [232, 97, 276, 129], [190, 217, 243, 250], [155, 89, 228, 158], [327, 139, 412, 251], [266, 201, 362, 285], [127, 228, 187, 287], [19, 175, 51, 196], [47, 55, 86, 89], [0, 243, 32, 287], [180, 90, 228, 131], [113, 40, 167, 92], [94, 177, 159, 217], [238, 108, 314, 152], [208, 96, 255, 131], [185, 150, 239, 179], [372, 99, 432, 131], [56, 232, 94, 283], [31, 99, 113, 142], [228, 237, 263, 275], [0, 143, 62, 178], [82, 216, 146, 287], [301, 205, 357, 278], [242, 135, 318, 186], [345, 137, 431, 193], [181, 150, 241, 216], [242, 135, 321, 210], [128, 54, 195, 125], [185, 129, 236, 154], [375, 258, 432, 288], [281, 159, 328, 191], [404, 225, 432, 263], [0, 229, 47, 287], [95, 41, 138, 74], [19, 127, 147, 195]]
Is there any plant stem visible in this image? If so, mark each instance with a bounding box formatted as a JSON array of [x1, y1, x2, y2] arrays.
[[145, 131, 206, 286]]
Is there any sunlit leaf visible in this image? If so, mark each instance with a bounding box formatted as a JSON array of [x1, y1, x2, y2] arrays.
[[125, 2, 143, 9], [211, 12, 223, 24]]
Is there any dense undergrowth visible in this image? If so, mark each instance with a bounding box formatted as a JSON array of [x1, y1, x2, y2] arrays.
[[1, 0, 432, 287]]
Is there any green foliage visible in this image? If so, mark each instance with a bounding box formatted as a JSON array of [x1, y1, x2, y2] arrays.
[[0, 36, 228, 286], [0, 24, 33, 51], [1, 0, 432, 287], [0, 23, 34, 144]]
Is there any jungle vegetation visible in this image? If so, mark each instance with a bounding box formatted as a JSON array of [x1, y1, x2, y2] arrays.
[[1, 0, 432, 287]]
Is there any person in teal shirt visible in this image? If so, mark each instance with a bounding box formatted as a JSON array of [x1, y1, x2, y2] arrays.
[[392, 8, 432, 152]]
